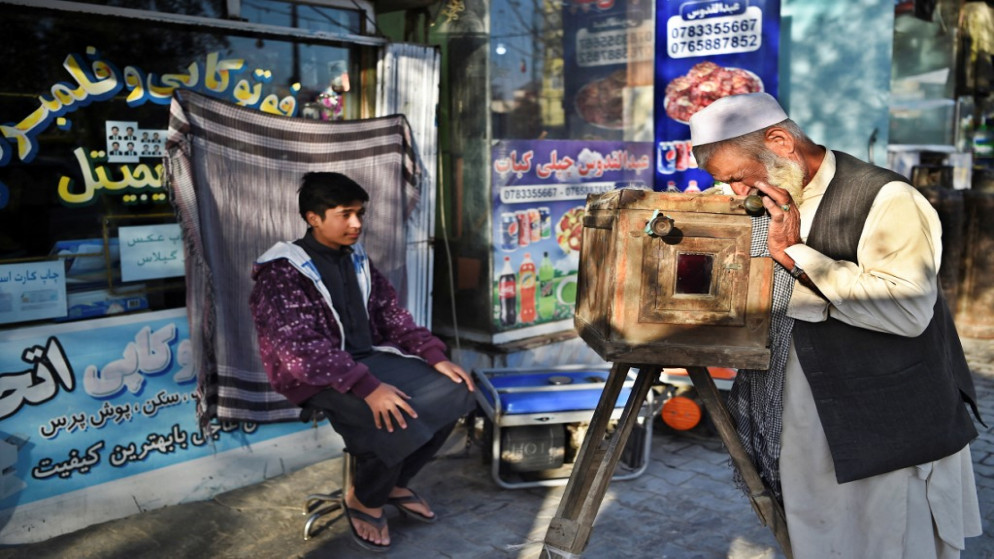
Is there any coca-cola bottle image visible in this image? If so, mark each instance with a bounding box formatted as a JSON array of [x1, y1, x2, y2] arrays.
[[519, 253, 536, 324], [498, 256, 517, 326]]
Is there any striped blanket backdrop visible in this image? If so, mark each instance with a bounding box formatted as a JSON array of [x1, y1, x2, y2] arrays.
[[165, 90, 422, 427]]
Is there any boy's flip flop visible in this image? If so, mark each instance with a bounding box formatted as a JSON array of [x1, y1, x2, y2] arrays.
[[388, 489, 438, 523], [343, 506, 391, 552]]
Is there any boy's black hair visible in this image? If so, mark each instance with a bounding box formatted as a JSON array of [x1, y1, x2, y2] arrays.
[[298, 172, 369, 221]]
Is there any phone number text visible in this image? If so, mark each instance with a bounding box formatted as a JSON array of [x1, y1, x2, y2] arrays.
[[667, 8, 763, 59], [576, 23, 654, 67]]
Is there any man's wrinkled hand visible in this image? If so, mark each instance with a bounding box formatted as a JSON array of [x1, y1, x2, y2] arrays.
[[754, 180, 802, 265]]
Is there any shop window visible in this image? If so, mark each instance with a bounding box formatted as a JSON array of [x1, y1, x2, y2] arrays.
[[457, 0, 655, 343], [241, 0, 363, 35], [0, 9, 359, 328], [489, 0, 654, 142]]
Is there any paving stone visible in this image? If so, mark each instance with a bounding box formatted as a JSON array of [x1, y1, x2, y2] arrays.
[[648, 464, 701, 487]]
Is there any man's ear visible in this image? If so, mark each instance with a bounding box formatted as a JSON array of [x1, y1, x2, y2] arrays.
[[764, 126, 796, 158], [304, 210, 322, 226]]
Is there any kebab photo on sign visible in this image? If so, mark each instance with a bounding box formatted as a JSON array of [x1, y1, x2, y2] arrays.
[[664, 61, 764, 124]]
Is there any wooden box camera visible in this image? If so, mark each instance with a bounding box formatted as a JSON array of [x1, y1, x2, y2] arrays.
[[574, 189, 774, 370]]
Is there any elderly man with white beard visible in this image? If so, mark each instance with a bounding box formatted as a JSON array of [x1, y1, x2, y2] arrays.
[[688, 92, 983, 558]]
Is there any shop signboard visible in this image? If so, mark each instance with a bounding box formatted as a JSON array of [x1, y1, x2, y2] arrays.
[[0, 308, 320, 542], [0, 48, 300, 209], [490, 140, 653, 343], [654, 0, 781, 191]]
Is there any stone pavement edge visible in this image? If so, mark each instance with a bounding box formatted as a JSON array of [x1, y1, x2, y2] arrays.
[[0, 338, 992, 559]]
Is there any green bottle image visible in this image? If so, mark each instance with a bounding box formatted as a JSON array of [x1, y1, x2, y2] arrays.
[[538, 252, 556, 321]]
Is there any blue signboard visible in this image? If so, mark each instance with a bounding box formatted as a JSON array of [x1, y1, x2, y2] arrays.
[[0, 308, 308, 510], [654, 0, 781, 190]]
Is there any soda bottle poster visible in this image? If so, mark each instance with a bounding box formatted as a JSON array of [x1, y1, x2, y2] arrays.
[[653, 0, 781, 191], [491, 139, 653, 341]]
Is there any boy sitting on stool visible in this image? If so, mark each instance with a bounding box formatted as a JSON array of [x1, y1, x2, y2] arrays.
[[250, 171, 475, 552]]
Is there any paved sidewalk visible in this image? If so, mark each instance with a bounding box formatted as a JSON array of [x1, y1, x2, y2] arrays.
[[1, 338, 992, 559]]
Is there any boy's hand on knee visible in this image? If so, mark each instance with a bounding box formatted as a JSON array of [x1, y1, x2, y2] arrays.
[[364, 383, 416, 432], [433, 360, 475, 392]]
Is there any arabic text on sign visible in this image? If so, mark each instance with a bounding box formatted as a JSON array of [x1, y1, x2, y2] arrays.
[[31, 421, 260, 480], [0, 337, 74, 421], [1, 48, 297, 168]]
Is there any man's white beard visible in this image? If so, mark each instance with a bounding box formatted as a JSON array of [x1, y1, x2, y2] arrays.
[[765, 156, 805, 204]]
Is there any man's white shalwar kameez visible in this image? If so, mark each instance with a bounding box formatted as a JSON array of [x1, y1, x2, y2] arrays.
[[780, 151, 981, 558]]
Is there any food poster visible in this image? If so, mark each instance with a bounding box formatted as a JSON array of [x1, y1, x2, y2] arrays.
[[0, 308, 309, 510], [653, 0, 781, 190], [491, 140, 653, 341], [562, 0, 655, 142]]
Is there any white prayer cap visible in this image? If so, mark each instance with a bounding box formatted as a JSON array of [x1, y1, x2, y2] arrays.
[[689, 92, 788, 147]]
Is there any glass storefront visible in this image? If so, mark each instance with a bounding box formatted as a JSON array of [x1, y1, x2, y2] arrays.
[[433, 0, 779, 345], [433, 0, 658, 344], [489, 0, 654, 142], [0, 3, 363, 328]]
